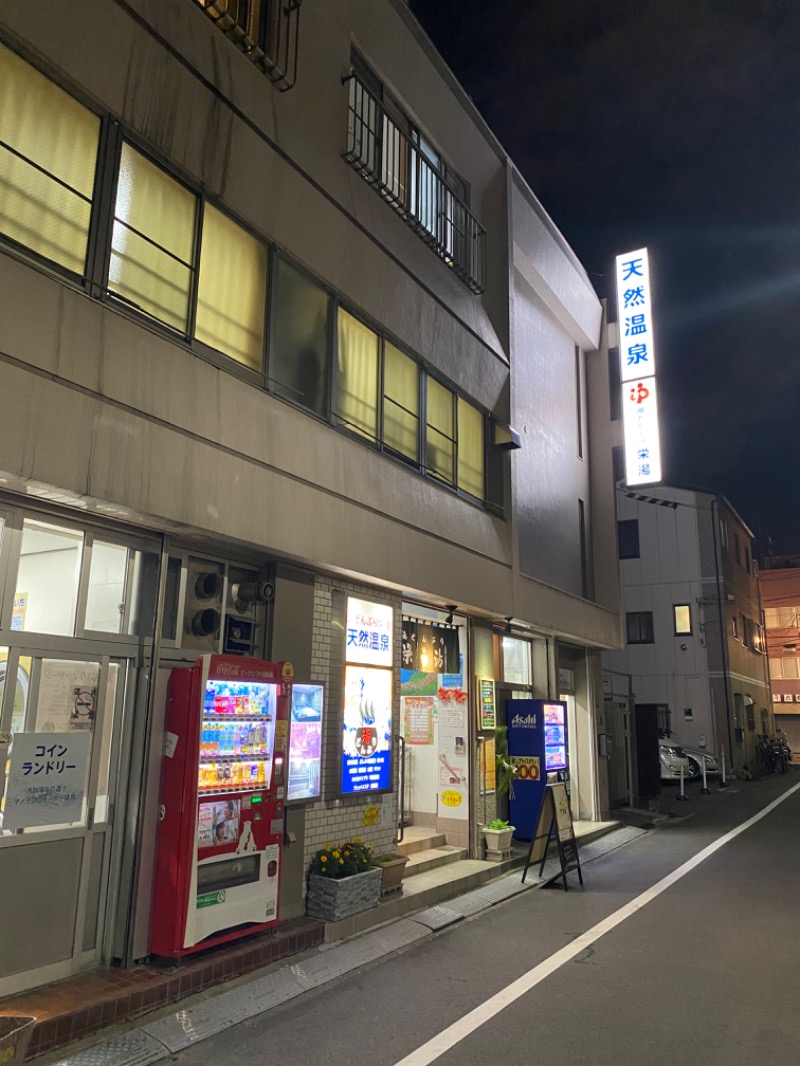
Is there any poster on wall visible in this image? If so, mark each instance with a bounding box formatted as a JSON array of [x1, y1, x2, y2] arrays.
[[403, 696, 434, 744], [401, 620, 459, 674], [341, 664, 392, 794], [36, 660, 102, 732], [287, 683, 324, 802], [436, 682, 469, 819], [197, 798, 240, 848], [3, 731, 90, 829], [477, 678, 496, 730]]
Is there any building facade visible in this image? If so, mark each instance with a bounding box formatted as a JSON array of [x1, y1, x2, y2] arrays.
[[0, 0, 621, 996], [760, 556, 800, 751], [603, 484, 771, 782]]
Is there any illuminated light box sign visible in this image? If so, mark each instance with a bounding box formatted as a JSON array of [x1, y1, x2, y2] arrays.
[[287, 683, 324, 803], [622, 377, 662, 486], [346, 597, 393, 668], [615, 247, 662, 486], [341, 664, 392, 794]]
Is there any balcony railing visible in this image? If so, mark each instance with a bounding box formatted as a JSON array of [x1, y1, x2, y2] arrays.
[[343, 74, 486, 295], [193, 0, 301, 91]]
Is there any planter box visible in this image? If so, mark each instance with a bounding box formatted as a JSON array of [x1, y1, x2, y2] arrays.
[[305, 867, 382, 922], [371, 854, 409, 896], [482, 826, 514, 860]]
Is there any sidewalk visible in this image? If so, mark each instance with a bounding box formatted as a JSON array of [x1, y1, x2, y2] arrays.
[[1, 818, 621, 1063]]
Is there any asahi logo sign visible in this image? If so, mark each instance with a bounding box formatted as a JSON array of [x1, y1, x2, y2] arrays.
[[511, 712, 537, 729]]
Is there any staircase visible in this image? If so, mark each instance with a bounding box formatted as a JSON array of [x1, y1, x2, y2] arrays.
[[397, 825, 468, 876]]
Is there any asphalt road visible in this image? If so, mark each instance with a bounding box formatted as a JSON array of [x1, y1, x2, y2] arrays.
[[172, 773, 800, 1066]]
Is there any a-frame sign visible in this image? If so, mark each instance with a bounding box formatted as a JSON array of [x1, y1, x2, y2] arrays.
[[521, 782, 583, 891]]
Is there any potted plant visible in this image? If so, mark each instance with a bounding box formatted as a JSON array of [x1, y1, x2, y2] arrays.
[[482, 817, 515, 859], [371, 852, 409, 897], [305, 838, 382, 922]]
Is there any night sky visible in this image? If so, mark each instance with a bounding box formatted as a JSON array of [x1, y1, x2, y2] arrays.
[[410, 0, 800, 555]]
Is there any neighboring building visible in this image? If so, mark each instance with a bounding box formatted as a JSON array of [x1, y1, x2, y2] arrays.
[[603, 485, 772, 779], [760, 556, 800, 750], [0, 0, 621, 996]]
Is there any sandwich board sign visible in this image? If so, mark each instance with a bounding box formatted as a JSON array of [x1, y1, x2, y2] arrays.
[[521, 782, 583, 892]]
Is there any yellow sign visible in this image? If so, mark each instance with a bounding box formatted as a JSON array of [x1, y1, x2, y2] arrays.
[[281, 661, 294, 678], [276, 719, 288, 737], [440, 789, 463, 808], [362, 805, 380, 826], [510, 755, 540, 781]]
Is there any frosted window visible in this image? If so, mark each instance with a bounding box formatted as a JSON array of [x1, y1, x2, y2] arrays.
[[14, 520, 83, 636], [110, 143, 196, 331], [383, 342, 418, 461], [457, 397, 484, 498], [86, 542, 128, 633], [196, 204, 267, 370], [271, 259, 329, 416], [335, 309, 378, 440], [426, 377, 454, 484], [0, 42, 99, 274]]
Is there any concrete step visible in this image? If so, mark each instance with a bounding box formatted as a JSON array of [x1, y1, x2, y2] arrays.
[[404, 845, 468, 876], [397, 826, 446, 856]]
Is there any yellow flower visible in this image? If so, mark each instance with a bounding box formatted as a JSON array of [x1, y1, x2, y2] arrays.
[[320, 855, 327, 862], [333, 850, 340, 858], [339, 859, 344, 864]]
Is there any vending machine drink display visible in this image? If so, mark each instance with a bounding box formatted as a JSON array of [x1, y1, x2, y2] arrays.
[[507, 699, 569, 840], [151, 655, 293, 957]]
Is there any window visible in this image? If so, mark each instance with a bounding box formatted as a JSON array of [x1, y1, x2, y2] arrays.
[[271, 257, 329, 417], [739, 613, 747, 646], [719, 517, 728, 550], [500, 637, 532, 686], [192, 0, 301, 91], [195, 204, 267, 371], [457, 398, 484, 498], [14, 520, 83, 636], [335, 309, 379, 441], [734, 534, 741, 564], [745, 545, 751, 573], [0, 42, 100, 275], [626, 611, 654, 644], [769, 657, 783, 679], [426, 377, 455, 485], [344, 54, 485, 294], [673, 605, 692, 635], [732, 616, 738, 639], [618, 519, 640, 559], [383, 342, 419, 463], [782, 657, 799, 679], [110, 143, 197, 331]]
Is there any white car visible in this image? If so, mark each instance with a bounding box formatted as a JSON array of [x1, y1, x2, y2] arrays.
[[658, 741, 692, 783], [681, 746, 720, 780]]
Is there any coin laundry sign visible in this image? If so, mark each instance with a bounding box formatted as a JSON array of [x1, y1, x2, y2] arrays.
[[3, 731, 90, 829], [615, 247, 663, 486]]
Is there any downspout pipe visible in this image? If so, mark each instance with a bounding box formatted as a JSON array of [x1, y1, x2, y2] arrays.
[[711, 497, 735, 768]]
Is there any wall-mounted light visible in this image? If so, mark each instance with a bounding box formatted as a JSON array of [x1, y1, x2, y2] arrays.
[[445, 605, 457, 625], [504, 617, 513, 634]]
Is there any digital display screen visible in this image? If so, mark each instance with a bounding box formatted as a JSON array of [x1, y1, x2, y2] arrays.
[[546, 745, 567, 771], [287, 683, 324, 803], [341, 665, 392, 794], [544, 702, 567, 771]]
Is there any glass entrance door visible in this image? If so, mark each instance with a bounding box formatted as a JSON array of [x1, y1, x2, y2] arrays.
[[0, 650, 130, 995]]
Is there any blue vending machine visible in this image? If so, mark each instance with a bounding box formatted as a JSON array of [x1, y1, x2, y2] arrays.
[[508, 699, 569, 840]]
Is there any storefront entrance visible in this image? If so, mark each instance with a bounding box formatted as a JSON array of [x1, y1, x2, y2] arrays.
[[399, 606, 469, 849], [0, 504, 156, 996]]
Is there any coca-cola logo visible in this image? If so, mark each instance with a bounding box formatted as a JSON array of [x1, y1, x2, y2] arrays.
[[214, 662, 273, 681]]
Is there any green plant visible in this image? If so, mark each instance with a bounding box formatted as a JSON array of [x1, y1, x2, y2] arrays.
[[486, 818, 510, 830], [494, 726, 517, 798], [308, 838, 373, 879], [373, 853, 403, 863]]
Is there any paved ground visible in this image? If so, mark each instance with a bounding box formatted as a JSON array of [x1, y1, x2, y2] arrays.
[[49, 772, 800, 1066]]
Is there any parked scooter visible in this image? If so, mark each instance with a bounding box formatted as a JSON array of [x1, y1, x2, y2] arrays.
[[757, 734, 791, 775]]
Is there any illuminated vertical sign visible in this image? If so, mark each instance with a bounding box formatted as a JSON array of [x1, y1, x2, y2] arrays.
[[615, 247, 662, 485], [342, 596, 394, 794]]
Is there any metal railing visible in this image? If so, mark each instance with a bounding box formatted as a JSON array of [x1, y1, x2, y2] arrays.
[[343, 74, 486, 295], [193, 0, 301, 91]]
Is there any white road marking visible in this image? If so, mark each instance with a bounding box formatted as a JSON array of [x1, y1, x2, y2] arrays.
[[393, 782, 800, 1066]]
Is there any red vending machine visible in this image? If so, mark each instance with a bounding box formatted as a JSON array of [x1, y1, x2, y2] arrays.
[[151, 655, 293, 957]]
